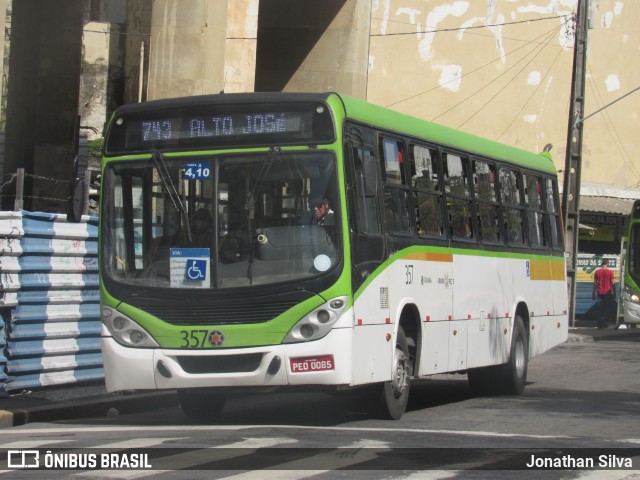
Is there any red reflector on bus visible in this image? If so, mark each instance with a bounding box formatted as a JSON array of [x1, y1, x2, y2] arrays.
[[290, 355, 335, 373]]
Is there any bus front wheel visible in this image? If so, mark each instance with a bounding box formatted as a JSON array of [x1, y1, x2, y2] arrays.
[[374, 326, 411, 420], [178, 389, 226, 419]]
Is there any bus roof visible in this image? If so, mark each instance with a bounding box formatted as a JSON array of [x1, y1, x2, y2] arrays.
[[333, 93, 557, 175], [108, 92, 556, 175]]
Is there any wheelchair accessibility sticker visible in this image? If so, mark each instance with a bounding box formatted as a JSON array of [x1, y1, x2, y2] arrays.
[[169, 248, 210, 288]]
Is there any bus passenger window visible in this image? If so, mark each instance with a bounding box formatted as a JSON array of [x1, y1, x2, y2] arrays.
[[349, 146, 381, 236], [499, 168, 525, 246], [524, 174, 546, 248], [381, 138, 412, 235], [473, 160, 500, 243], [545, 178, 563, 250], [444, 153, 474, 240], [410, 144, 444, 237]]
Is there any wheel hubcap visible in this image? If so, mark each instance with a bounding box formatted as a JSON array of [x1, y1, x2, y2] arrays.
[[515, 337, 525, 378], [392, 348, 410, 398]]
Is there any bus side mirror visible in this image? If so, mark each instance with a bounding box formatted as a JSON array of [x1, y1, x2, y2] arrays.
[[633, 200, 640, 219], [67, 155, 86, 223], [363, 154, 377, 198], [68, 178, 85, 223]]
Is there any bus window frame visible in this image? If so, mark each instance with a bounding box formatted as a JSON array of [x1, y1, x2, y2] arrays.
[[472, 157, 502, 246], [442, 150, 476, 243], [379, 135, 414, 238], [498, 165, 528, 249], [409, 142, 446, 239]]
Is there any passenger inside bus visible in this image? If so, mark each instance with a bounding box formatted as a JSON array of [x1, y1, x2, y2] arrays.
[[190, 207, 213, 248]]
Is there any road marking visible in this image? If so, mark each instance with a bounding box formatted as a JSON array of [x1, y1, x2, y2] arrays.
[[0, 440, 73, 449], [220, 440, 390, 480], [7, 424, 578, 441], [72, 437, 298, 479]]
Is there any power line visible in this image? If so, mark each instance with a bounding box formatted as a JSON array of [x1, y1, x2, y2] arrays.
[[371, 14, 570, 37], [496, 32, 571, 141], [386, 19, 570, 108], [431, 23, 564, 123], [584, 67, 640, 185], [577, 84, 640, 126], [457, 27, 561, 129]]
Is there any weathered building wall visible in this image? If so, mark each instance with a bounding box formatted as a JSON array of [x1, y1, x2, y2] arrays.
[[581, 0, 640, 189], [367, 0, 640, 189]]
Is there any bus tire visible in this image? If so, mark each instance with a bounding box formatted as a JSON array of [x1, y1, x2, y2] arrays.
[[468, 315, 528, 395], [178, 389, 226, 419], [500, 315, 528, 395], [375, 326, 411, 420]]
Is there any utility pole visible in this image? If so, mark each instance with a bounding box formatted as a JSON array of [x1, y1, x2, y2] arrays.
[[562, 0, 589, 327]]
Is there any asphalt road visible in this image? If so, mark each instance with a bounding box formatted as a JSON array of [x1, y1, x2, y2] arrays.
[[2, 335, 639, 479]]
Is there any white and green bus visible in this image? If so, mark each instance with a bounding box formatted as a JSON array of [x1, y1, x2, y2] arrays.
[[97, 92, 568, 419]]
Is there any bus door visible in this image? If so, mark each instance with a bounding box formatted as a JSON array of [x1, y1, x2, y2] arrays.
[[344, 130, 390, 384]]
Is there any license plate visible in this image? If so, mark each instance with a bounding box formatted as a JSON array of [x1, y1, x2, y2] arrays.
[[290, 355, 335, 373]]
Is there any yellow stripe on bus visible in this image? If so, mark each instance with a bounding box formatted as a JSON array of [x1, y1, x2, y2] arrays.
[[530, 259, 566, 281], [402, 252, 454, 263]]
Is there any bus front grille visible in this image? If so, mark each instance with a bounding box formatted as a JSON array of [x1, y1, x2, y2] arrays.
[[177, 353, 264, 374], [127, 296, 305, 326]]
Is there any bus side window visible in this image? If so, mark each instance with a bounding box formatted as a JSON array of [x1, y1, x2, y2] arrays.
[[381, 138, 412, 236], [473, 159, 500, 243], [349, 145, 381, 235], [444, 153, 474, 240], [545, 177, 563, 250], [410, 144, 444, 237], [499, 167, 526, 246], [523, 173, 546, 248]]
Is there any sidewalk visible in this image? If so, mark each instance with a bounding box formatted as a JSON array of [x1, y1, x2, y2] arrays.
[[1, 323, 639, 428], [0, 385, 178, 428]]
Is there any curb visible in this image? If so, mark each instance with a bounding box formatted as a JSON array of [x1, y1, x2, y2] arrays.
[[0, 391, 178, 427]]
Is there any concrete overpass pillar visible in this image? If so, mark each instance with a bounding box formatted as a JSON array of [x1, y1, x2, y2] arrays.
[[3, 0, 83, 211], [255, 0, 371, 98], [147, 0, 229, 100]]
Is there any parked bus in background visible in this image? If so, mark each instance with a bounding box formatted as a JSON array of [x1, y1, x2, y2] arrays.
[[90, 92, 568, 419], [623, 200, 640, 326]]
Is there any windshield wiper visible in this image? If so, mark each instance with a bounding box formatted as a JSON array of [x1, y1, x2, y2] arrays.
[[152, 152, 192, 244], [244, 147, 280, 284]]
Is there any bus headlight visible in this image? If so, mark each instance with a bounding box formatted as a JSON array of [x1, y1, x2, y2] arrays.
[[624, 286, 640, 303], [102, 306, 159, 348], [283, 296, 348, 343]]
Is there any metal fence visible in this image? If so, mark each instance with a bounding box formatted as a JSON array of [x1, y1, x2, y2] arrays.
[[0, 210, 101, 393]]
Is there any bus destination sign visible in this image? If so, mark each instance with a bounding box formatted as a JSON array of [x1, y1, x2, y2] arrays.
[[104, 101, 335, 154], [141, 112, 300, 143]]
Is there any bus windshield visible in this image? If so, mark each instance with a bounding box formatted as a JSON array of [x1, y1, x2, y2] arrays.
[[102, 150, 340, 289]]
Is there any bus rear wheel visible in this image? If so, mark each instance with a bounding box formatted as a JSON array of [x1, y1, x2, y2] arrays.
[[467, 315, 528, 395], [178, 389, 226, 419], [374, 326, 411, 420], [501, 315, 528, 394]]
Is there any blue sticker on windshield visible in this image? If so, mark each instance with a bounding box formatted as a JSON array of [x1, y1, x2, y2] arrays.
[[184, 162, 211, 180]]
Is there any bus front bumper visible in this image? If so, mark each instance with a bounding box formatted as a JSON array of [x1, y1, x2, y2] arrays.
[[624, 301, 640, 325], [101, 327, 353, 392]]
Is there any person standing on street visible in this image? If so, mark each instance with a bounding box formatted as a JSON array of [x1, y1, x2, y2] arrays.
[[592, 259, 616, 329]]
